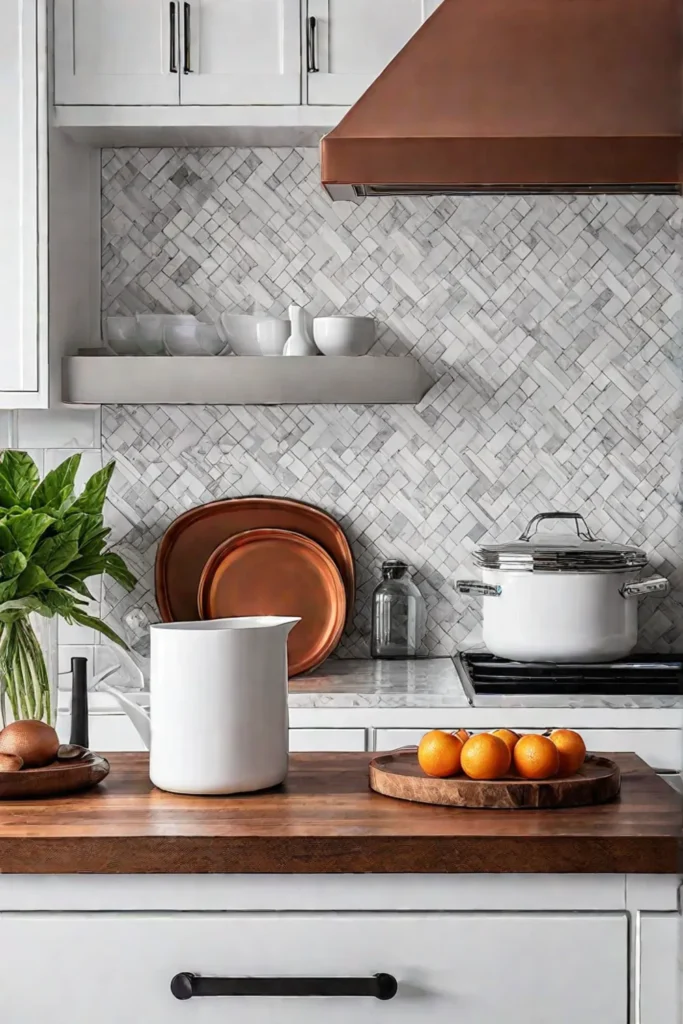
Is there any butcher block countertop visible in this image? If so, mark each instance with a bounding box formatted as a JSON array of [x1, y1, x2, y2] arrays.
[[0, 753, 679, 875]]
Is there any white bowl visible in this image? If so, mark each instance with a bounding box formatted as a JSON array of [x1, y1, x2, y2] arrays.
[[136, 314, 195, 355], [163, 322, 226, 356], [104, 316, 139, 355], [312, 316, 375, 356], [217, 313, 261, 356]]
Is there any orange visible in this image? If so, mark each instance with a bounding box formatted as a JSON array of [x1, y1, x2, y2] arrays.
[[417, 730, 463, 778], [513, 734, 560, 780], [460, 733, 511, 780], [452, 728, 470, 744], [491, 728, 519, 761], [549, 729, 586, 776]]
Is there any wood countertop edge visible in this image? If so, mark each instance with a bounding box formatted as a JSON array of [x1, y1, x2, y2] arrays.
[[0, 834, 679, 874]]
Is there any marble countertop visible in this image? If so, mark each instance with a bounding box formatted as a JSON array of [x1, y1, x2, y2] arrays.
[[289, 658, 683, 710]]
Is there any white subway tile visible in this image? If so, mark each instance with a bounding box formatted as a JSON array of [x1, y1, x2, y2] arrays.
[[0, 413, 13, 448], [17, 408, 101, 449]]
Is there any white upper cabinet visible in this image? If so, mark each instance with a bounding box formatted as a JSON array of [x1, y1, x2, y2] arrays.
[[54, 0, 181, 104], [307, 0, 441, 106], [180, 0, 301, 104], [0, 0, 42, 399]]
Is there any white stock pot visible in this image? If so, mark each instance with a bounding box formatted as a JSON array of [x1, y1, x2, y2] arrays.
[[456, 512, 670, 663]]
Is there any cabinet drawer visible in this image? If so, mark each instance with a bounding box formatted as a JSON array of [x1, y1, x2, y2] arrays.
[[639, 914, 680, 1024], [289, 729, 366, 751], [0, 912, 627, 1022], [85, 717, 365, 753], [375, 729, 682, 772]]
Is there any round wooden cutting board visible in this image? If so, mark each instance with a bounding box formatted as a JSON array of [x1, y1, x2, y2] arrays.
[[369, 749, 621, 809], [0, 753, 110, 800]]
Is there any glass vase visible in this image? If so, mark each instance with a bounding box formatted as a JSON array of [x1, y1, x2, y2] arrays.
[[0, 613, 58, 726]]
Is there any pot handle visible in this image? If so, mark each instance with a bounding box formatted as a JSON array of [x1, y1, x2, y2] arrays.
[[621, 577, 670, 598], [456, 580, 501, 597], [519, 512, 597, 543]]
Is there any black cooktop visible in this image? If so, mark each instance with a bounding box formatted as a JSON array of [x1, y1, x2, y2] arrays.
[[456, 653, 683, 696]]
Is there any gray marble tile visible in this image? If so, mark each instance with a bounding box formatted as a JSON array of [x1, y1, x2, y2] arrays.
[[99, 148, 682, 658]]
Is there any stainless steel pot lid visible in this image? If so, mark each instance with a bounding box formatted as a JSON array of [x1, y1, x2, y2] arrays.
[[474, 512, 648, 573]]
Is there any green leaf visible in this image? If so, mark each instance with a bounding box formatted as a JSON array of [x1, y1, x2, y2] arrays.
[[32, 524, 81, 578], [15, 564, 58, 598], [5, 510, 54, 557], [39, 589, 82, 616], [0, 596, 43, 624], [68, 608, 128, 648], [0, 452, 39, 507], [0, 522, 15, 553], [0, 579, 18, 603], [79, 515, 111, 548], [0, 551, 27, 580], [68, 460, 115, 516], [103, 552, 137, 591], [31, 454, 81, 513], [57, 574, 96, 600]]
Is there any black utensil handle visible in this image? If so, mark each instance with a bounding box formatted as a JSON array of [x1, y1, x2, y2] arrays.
[[183, 2, 192, 73], [69, 657, 89, 748], [169, 2, 178, 72], [171, 972, 397, 1001], [307, 16, 319, 72]]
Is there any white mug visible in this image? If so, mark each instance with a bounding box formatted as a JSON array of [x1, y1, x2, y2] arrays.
[[256, 318, 289, 356]]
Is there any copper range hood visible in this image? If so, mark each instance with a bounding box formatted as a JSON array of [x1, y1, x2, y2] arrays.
[[321, 0, 681, 199]]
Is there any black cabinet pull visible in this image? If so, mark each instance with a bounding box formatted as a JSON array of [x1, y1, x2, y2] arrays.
[[169, 2, 178, 72], [307, 16, 319, 72], [183, 2, 192, 73], [171, 972, 398, 1001]]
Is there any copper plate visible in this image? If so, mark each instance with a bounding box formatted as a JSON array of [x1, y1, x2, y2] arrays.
[[155, 497, 355, 626], [198, 529, 346, 677], [0, 753, 110, 800]]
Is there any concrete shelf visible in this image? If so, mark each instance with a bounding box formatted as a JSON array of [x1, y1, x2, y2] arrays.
[[63, 356, 433, 405]]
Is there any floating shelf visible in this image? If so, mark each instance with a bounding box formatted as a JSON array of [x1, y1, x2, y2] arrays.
[[63, 356, 433, 406]]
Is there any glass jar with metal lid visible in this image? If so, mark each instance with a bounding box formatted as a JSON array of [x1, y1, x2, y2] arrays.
[[456, 512, 669, 663]]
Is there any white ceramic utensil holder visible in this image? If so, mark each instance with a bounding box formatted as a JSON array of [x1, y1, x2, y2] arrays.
[[149, 617, 299, 795]]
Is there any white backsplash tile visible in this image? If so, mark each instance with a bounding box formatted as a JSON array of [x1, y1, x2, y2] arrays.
[[0, 413, 13, 448], [17, 408, 101, 450]]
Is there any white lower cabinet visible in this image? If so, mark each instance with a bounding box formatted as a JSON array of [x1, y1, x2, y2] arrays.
[[81, 715, 367, 752], [289, 728, 366, 751], [0, 911, 627, 1022], [639, 913, 681, 1023]]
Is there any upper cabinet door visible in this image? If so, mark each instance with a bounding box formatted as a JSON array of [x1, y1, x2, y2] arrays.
[[54, 0, 181, 104], [180, 0, 300, 105], [0, 0, 40, 396], [307, 0, 440, 106]]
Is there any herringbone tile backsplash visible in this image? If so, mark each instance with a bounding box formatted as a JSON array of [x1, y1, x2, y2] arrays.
[[101, 148, 682, 657]]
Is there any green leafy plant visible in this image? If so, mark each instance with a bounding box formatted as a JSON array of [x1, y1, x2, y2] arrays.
[[0, 451, 136, 724]]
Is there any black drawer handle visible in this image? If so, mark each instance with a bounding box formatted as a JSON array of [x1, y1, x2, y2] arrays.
[[171, 972, 398, 1000]]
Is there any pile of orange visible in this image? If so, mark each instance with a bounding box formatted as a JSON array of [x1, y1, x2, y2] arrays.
[[417, 727, 586, 781]]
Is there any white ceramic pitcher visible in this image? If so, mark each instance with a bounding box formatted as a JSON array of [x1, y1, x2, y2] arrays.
[[102, 617, 299, 795]]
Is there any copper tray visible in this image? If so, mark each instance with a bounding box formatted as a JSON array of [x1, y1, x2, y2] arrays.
[[0, 752, 109, 800], [156, 497, 355, 626], [198, 529, 346, 677]]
